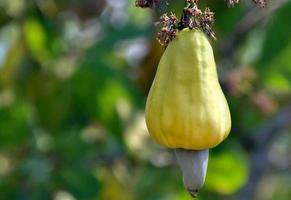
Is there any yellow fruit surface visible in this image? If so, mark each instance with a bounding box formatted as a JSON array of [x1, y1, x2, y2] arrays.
[[145, 29, 231, 150]]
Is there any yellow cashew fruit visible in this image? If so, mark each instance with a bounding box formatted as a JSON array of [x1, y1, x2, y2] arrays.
[[145, 28, 231, 150]]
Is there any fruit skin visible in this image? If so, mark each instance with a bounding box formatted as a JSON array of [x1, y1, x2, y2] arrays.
[[174, 149, 209, 198], [145, 28, 231, 150]]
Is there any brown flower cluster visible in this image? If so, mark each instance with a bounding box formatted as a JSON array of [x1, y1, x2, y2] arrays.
[[225, 0, 266, 8], [224, 0, 240, 7], [155, 1, 215, 47], [135, 0, 160, 8], [252, 0, 266, 8], [135, 0, 266, 47], [156, 13, 178, 47]]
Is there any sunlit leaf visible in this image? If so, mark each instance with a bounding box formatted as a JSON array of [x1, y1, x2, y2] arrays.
[[23, 18, 51, 61], [205, 142, 249, 194]]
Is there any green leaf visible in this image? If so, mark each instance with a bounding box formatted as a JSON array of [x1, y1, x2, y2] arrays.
[[205, 142, 249, 194], [0, 102, 29, 148], [58, 167, 100, 199], [256, 1, 291, 92]]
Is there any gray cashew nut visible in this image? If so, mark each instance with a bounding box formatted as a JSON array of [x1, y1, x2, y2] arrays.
[[174, 149, 209, 198]]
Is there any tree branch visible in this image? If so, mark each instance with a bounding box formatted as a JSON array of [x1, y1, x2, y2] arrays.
[[219, 0, 288, 59], [235, 104, 291, 200]]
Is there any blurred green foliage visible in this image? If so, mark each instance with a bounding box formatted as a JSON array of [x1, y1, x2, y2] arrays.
[[0, 0, 291, 200]]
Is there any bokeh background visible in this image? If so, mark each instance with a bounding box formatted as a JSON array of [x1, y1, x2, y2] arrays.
[[0, 0, 290, 199]]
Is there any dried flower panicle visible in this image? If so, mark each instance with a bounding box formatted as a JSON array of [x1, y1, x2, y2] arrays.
[[201, 8, 216, 39], [136, 0, 266, 47], [179, 3, 216, 38], [180, 3, 202, 29], [156, 13, 178, 27], [224, 0, 266, 7], [135, 0, 160, 8], [156, 13, 178, 47], [252, 0, 266, 8], [155, 1, 216, 47], [224, 0, 240, 7], [157, 27, 178, 47]]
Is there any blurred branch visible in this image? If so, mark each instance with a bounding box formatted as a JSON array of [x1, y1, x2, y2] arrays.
[[235, 104, 291, 200], [218, 1, 291, 199], [219, 0, 288, 59]]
